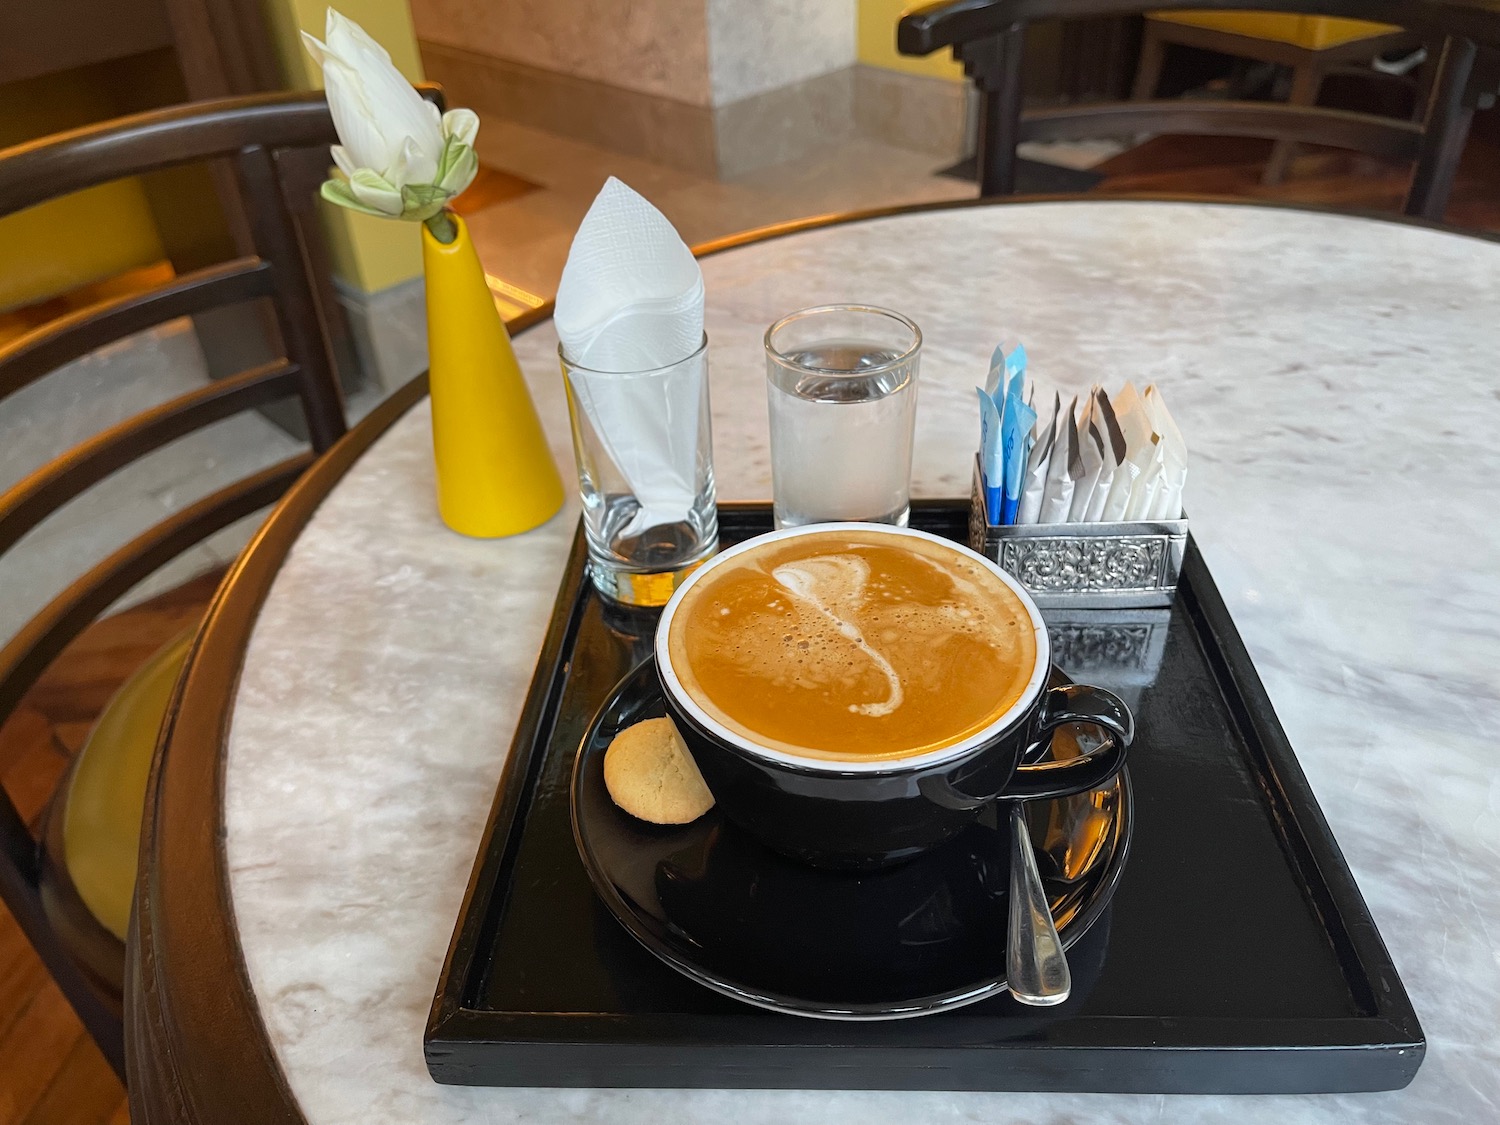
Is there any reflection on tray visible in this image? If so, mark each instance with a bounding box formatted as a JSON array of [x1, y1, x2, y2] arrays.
[[1045, 607, 1171, 713]]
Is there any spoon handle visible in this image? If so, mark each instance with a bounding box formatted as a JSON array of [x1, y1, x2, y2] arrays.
[[1007, 800, 1072, 1006]]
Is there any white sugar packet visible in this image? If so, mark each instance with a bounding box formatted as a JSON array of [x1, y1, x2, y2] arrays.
[[1144, 384, 1188, 519], [1125, 442, 1165, 521], [1084, 386, 1125, 522], [1102, 382, 1156, 521], [1068, 390, 1108, 522], [1038, 396, 1080, 524], [1016, 391, 1059, 525]]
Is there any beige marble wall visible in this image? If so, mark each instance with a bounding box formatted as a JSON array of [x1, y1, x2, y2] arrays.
[[715, 67, 855, 178], [854, 65, 973, 161], [413, 0, 907, 178], [705, 0, 855, 105], [420, 41, 719, 174], [411, 0, 713, 105]]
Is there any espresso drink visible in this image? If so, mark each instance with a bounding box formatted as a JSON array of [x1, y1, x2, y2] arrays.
[[666, 531, 1038, 761]]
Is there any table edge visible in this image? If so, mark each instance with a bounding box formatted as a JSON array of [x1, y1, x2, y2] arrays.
[[126, 193, 1491, 1124]]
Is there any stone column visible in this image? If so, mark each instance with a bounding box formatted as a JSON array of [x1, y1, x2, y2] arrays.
[[413, 0, 860, 177]]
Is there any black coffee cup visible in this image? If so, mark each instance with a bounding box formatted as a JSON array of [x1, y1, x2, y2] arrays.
[[655, 524, 1132, 870]]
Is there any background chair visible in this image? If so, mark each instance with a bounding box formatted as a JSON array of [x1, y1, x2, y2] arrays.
[[0, 90, 370, 1077], [1134, 12, 1425, 184], [898, 0, 1500, 221]]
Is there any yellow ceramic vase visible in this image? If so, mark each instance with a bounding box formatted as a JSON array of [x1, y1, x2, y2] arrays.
[[422, 214, 565, 537]]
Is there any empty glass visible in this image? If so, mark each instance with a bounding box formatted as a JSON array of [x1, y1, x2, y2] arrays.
[[560, 337, 718, 606], [765, 305, 922, 528]]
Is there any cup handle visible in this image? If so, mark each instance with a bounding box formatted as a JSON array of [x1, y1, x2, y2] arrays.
[[1007, 684, 1133, 800], [918, 685, 1133, 812]]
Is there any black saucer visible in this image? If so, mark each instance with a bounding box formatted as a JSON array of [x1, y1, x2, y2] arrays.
[[571, 657, 1133, 1020]]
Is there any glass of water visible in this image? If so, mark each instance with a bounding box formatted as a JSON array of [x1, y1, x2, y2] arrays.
[[765, 305, 922, 528], [560, 337, 719, 606]]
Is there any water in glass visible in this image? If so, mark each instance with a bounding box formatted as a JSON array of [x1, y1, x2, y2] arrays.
[[769, 338, 917, 527]]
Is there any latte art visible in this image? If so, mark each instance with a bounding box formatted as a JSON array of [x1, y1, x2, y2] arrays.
[[771, 555, 903, 718], [666, 530, 1040, 761]]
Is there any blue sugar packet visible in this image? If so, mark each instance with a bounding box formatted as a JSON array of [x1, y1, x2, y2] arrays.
[[979, 341, 1035, 523], [1003, 342, 1028, 388], [994, 343, 1031, 524], [985, 344, 1006, 398], [1000, 395, 1037, 525], [987, 340, 1027, 395], [977, 388, 1004, 522]]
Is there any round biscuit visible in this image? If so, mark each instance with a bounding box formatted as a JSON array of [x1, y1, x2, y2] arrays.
[[603, 717, 715, 825]]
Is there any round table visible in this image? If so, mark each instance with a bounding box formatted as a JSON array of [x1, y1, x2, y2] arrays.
[[128, 200, 1500, 1125]]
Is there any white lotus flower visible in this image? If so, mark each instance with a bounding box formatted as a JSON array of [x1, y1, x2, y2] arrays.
[[302, 8, 479, 224]]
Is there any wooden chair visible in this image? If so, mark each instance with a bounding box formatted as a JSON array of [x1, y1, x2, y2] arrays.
[[1133, 13, 1425, 184], [0, 90, 369, 1077], [898, 0, 1500, 220]]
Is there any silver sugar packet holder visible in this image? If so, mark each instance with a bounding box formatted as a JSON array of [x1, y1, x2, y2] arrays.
[[969, 457, 1186, 609]]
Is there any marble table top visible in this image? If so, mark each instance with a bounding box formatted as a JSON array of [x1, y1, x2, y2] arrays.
[[221, 201, 1500, 1124]]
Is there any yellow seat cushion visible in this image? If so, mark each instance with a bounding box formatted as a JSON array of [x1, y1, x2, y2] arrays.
[[60, 629, 193, 941], [1150, 12, 1398, 50]]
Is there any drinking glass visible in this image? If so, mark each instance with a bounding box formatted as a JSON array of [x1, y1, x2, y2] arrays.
[[764, 305, 921, 528], [560, 336, 719, 606]]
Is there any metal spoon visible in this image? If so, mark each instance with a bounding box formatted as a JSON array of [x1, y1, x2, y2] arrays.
[[1006, 800, 1071, 1005]]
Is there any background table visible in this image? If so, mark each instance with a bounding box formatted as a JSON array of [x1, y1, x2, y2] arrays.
[[129, 200, 1500, 1124]]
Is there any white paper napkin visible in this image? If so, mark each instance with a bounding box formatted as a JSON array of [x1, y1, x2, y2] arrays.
[[555, 177, 706, 535]]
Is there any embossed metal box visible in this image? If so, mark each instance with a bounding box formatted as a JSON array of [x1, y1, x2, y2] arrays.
[[969, 460, 1186, 609]]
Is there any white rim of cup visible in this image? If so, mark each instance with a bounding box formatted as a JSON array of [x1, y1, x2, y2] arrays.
[[763, 305, 922, 377], [655, 523, 1052, 775]]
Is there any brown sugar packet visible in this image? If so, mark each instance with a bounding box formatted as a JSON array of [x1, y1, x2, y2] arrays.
[[603, 717, 715, 825]]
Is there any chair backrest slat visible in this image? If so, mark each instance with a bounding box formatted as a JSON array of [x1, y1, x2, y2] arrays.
[[1019, 100, 1425, 159], [0, 93, 343, 219], [0, 452, 314, 724], [234, 144, 346, 451], [0, 258, 276, 404], [0, 360, 302, 557]]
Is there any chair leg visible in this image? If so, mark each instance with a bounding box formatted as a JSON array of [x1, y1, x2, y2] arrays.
[[963, 25, 1028, 197], [1412, 41, 1439, 122], [1264, 62, 1323, 185], [1132, 21, 1167, 100], [1407, 36, 1479, 220]]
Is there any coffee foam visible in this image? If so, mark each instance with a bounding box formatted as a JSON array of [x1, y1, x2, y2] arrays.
[[770, 555, 903, 717], [666, 531, 1038, 761]]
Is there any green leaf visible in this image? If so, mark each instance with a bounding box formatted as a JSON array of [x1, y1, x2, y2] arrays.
[[433, 135, 464, 187], [396, 181, 446, 222], [438, 144, 478, 197], [319, 178, 389, 217], [402, 182, 448, 207], [349, 168, 405, 216]]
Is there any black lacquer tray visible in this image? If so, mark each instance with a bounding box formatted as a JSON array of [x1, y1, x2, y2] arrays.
[[425, 501, 1423, 1093]]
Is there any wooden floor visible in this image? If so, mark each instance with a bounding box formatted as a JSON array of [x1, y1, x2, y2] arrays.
[[1089, 130, 1500, 230], [1, 123, 1498, 1125], [0, 570, 223, 1125]]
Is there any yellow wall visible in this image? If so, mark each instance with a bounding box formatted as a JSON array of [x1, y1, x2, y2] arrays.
[[1150, 12, 1394, 50], [0, 69, 166, 312], [857, 0, 964, 81], [264, 0, 429, 294], [0, 0, 429, 310]]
